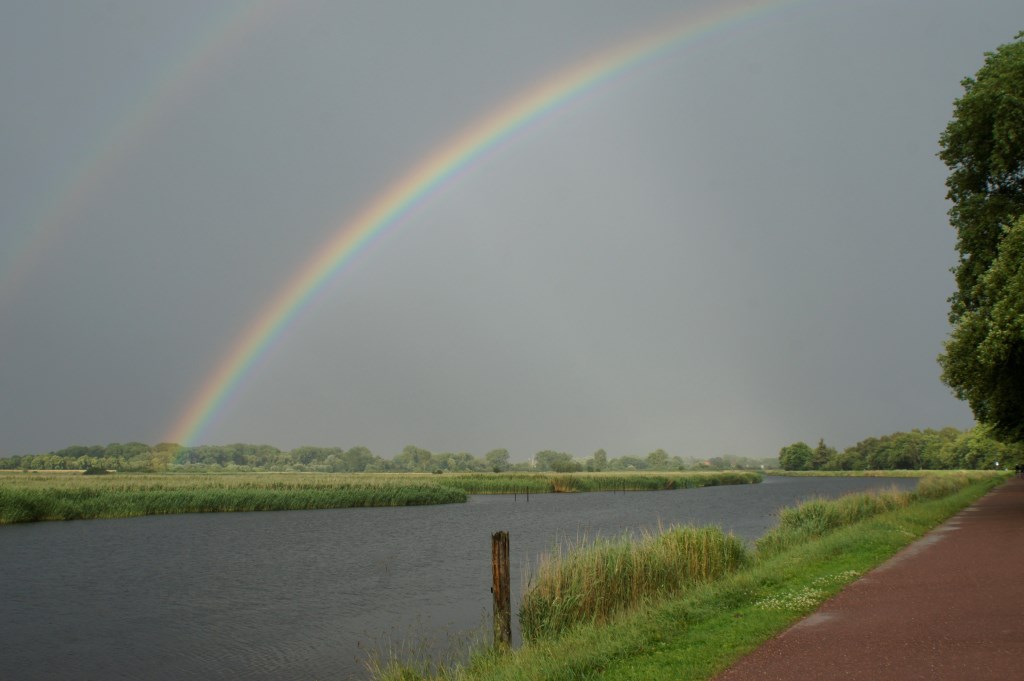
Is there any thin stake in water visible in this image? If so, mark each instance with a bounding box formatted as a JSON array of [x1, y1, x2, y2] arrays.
[[491, 530, 511, 649]]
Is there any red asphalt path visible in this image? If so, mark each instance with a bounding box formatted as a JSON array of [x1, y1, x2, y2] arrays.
[[715, 477, 1024, 681]]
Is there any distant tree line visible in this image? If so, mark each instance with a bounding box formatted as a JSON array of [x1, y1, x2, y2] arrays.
[[6, 428, 1013, 473], [778, 427, 1024, 472], [0, 443, 774, 474]]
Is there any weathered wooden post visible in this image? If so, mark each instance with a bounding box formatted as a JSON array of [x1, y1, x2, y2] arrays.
[[491, 530, 511, 649]]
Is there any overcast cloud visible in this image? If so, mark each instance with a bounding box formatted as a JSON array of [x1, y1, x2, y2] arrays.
[[2, 0, 1020, 461]]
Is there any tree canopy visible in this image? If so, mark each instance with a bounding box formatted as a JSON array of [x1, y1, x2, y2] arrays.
[[0, 441, 774, 473], [778, 428, 1023, 471], [778, 442, 813, 471], [938, 32, 1024, 442]]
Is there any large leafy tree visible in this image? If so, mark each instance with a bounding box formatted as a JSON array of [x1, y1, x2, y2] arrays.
[[940, 216, 1024, 441], [778, 442, 813, 471], [533, 450, 579, 472], [484, 448, 511, 472], [938, 32, 1024, 442]]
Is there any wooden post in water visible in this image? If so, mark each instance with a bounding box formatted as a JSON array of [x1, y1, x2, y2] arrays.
[[491, 530, 511, 649]]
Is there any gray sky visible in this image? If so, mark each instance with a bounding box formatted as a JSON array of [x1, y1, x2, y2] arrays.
[[2, 0, 1019, 461]]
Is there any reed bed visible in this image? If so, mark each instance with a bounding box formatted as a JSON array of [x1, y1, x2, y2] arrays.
[[435, 471, 760, 495], [518, 472, 984, 642], [0, 472, 465, 523], [754, 488, 908, 557], [912, 471, 994, 498], [0, 470, 760, 524], [519, 525, 750, 641]]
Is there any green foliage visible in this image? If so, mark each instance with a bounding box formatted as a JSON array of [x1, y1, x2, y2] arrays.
[[776, 427, 1023, 471], [646, 448, 670, 469], [607, 455, 648, 471], [940, 216, 1024, 442], [939, 33, 1024, 442], [939, 33, 1024, 315], [5, 429, 1015, 477], [394, 446, 434, 472], [532, 450, 579, 472], [519, 526, 750, 641], [778, 442, 813, 470], [913, 472, 980, 499], [484, 449, 510, 473], [811, 439, 836, 469], [689, 454, 777, 470], [755, 473, 990, 558], [755, 488, 909, 557], [0, 440, 777, 475]]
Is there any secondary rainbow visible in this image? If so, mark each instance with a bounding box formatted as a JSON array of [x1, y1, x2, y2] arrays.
[[166, 0, 805, 447], [0, 1, 283, 307]]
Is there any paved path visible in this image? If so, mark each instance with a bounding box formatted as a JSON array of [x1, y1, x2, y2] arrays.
[[715, 477, 1024, 681]]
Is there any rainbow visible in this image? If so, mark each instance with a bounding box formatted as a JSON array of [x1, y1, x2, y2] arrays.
[[166, 0, 805, 446]]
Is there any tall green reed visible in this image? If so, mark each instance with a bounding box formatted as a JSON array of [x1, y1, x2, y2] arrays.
[[519, 525, 750, 641], [0, 470, 760, 523], [0, 474, 466, 523]]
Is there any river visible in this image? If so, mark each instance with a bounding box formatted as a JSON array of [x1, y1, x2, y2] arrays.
[[0, 475, 918, 680]]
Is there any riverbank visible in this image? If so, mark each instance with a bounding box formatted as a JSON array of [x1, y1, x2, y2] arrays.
[[369, 472, 1003, 680], [0, 470, 760, 523], [716, 475, 1024, 680], [0, 475, 934, 680]]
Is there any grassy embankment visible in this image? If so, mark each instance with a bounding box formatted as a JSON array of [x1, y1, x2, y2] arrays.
[[369, 471, 1005, 681], [765, 469, 981, 477], [0, 470, 759, 524]]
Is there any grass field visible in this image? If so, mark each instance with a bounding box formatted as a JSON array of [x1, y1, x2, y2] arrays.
[[0, 470, 760, 523]]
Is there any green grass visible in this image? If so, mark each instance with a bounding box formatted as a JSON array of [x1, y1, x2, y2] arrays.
[[0, 470, 760, 523], [755, 472, 994, 558], [368, 473, 1005, 681]]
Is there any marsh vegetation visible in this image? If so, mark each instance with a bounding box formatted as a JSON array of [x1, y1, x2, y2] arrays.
[[0, 470, 760, 523], [519, 525, 749, 641]]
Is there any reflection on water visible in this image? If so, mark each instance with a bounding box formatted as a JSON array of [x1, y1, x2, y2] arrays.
[[0, 475, 917, 680]]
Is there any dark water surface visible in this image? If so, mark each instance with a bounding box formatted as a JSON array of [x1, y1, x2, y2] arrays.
[[0, 476, 918, 680]]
